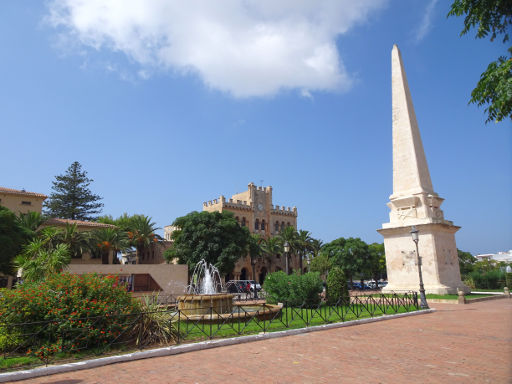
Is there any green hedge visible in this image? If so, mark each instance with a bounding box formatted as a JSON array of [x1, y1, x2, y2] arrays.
[[469, 270, 506, 289], [263, 271, 323, 308]]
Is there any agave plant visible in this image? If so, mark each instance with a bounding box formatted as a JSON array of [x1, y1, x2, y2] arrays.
[[131, 295, 179, 347]]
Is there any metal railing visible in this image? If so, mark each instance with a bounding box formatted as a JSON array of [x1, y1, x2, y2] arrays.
[[0, 291, 419, 371]]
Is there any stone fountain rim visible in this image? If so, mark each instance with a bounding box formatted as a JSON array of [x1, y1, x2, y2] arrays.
[[177, 293, 235, 300]]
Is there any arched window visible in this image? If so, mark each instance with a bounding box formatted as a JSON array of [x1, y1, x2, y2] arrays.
[[281, 222, 285, 231], [261, 220, 266, 230], [274, 221, 279, 233], [255, 219, 260, 230], [236, 216, 240, 224], [241, 217, 246, 227], [287, 222, 291, 227]]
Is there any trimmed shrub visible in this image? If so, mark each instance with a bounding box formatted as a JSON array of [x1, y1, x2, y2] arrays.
[[263, 271, 323, 307], [0, 273, 139, 354], [326, 267, 349, 306], [469, 269, 506, 289], [505, 272, 512, 289]]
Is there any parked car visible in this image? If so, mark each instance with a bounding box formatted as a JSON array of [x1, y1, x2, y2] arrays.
[[226, 280, 261, 293], [351, 282, 371, 290]]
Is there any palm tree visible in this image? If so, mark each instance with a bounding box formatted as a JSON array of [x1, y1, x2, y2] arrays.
[[15, 211, 45, 240], [247, 234, 264, 282], [90, 227, 130, 264], [277, 226, 298, 274], [128, 215, 161, 264], [261, 236, 281, 273], [296, 230, 314, 273], [55, 223, 90, 259], [15, 238, 71, 282]]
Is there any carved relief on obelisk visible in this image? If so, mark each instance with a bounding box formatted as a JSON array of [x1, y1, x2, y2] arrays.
[[378, 45, 468, 295]]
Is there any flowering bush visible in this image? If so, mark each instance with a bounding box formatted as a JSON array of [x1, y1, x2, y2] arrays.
[[263, 271, 323, 307], [0, 273, 139, 354]]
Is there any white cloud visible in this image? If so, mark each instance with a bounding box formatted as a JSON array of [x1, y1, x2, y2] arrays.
[[414, 0, 438, 43], [46, 0, 386, 98]]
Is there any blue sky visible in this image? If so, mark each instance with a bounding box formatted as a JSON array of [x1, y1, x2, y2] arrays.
[[1, 1, 510, 255]]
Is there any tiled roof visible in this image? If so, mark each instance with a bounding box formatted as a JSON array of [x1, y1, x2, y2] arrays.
[[43, 218, 116, 228], [0, 187, 47, 198]]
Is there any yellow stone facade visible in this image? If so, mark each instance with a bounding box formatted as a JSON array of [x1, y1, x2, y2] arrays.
[[202, 182, 299, 283], [0, 187, 46, 214]]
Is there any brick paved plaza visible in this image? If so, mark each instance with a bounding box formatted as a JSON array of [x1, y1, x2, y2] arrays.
[[9, 299, 512, 384]]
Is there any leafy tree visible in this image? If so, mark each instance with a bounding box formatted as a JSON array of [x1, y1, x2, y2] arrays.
[[0, 207, 28, 275], [44, 161, 104, 220], [326, 266, 349, 306], [457, 249, 477, 277], [322, 237, 370, 285], [164, 211, 250, 276], [448, 0, 512, 122], [367, 243, 387, 283], [310, 253, 331, 280]]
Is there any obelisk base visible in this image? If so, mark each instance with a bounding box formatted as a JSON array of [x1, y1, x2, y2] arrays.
[[378, 223, 470, 295]]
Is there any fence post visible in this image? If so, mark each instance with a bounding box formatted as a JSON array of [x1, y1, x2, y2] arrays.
[[209, 302, 213, 340], [457, 290, 466, 305], [285, 302, 289, 328], [177, 309, 181, 344]]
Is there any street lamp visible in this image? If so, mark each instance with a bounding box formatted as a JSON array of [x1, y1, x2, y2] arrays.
[[250, 256, 258, 299], [410, 226, 429, 309], [284, 241, 290, 275]]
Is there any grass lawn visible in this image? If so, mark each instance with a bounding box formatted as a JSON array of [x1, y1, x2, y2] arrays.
[[470, 288, 505, 292], [177, 304, 418, 342]]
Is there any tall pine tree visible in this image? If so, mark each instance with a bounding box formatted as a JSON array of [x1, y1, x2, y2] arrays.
[[44, 161, 103, 221]]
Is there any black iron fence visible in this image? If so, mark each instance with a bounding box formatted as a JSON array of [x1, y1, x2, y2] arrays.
[[0, 291, 419, 371]]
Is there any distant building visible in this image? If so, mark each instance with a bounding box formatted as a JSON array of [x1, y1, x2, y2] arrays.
[[0, 187, 46, 214], [476, 251, 512, 263], [165, 182, 299, 283]]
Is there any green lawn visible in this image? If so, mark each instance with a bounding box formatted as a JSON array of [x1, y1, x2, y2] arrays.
[[177, 304, 418, 342], [470, 288, 505, 292]]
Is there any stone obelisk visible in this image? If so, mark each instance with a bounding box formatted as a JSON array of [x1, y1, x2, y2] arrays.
[[378, 45, 468, 295]]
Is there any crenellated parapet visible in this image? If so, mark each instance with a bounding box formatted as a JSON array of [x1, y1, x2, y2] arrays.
[[202, 195, 252, 211], [270, 205, 298, 217]]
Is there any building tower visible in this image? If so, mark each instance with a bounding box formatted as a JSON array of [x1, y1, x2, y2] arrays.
[[377, 45, 468, 294]]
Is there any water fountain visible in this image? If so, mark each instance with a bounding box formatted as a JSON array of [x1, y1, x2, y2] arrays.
[[176, 259, 282, 322], [177, 260, 234, 316]]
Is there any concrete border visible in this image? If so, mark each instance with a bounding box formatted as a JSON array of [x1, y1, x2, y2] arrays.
[[0, 309, 435, 383], [428, 294, 508, 305]]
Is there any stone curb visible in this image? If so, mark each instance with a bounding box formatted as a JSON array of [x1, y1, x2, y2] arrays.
[[0, 309, 435, 383]]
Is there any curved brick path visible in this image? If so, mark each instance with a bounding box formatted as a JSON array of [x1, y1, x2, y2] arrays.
[[10, 299, 512, 384]]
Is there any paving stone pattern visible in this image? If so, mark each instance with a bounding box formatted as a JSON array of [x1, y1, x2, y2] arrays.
[[11, 300, 512, 384]]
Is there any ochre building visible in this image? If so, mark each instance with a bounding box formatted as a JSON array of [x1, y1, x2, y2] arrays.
[[0, 187, 47, 214], [202, 182, 298, 283]]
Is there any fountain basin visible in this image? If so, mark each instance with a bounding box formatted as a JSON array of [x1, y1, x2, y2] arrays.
[[177, 302, 282, 323], [177, 293, 234, 316]]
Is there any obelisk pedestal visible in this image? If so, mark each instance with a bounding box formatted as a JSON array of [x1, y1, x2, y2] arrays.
[[377, 45, 469, 295]]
